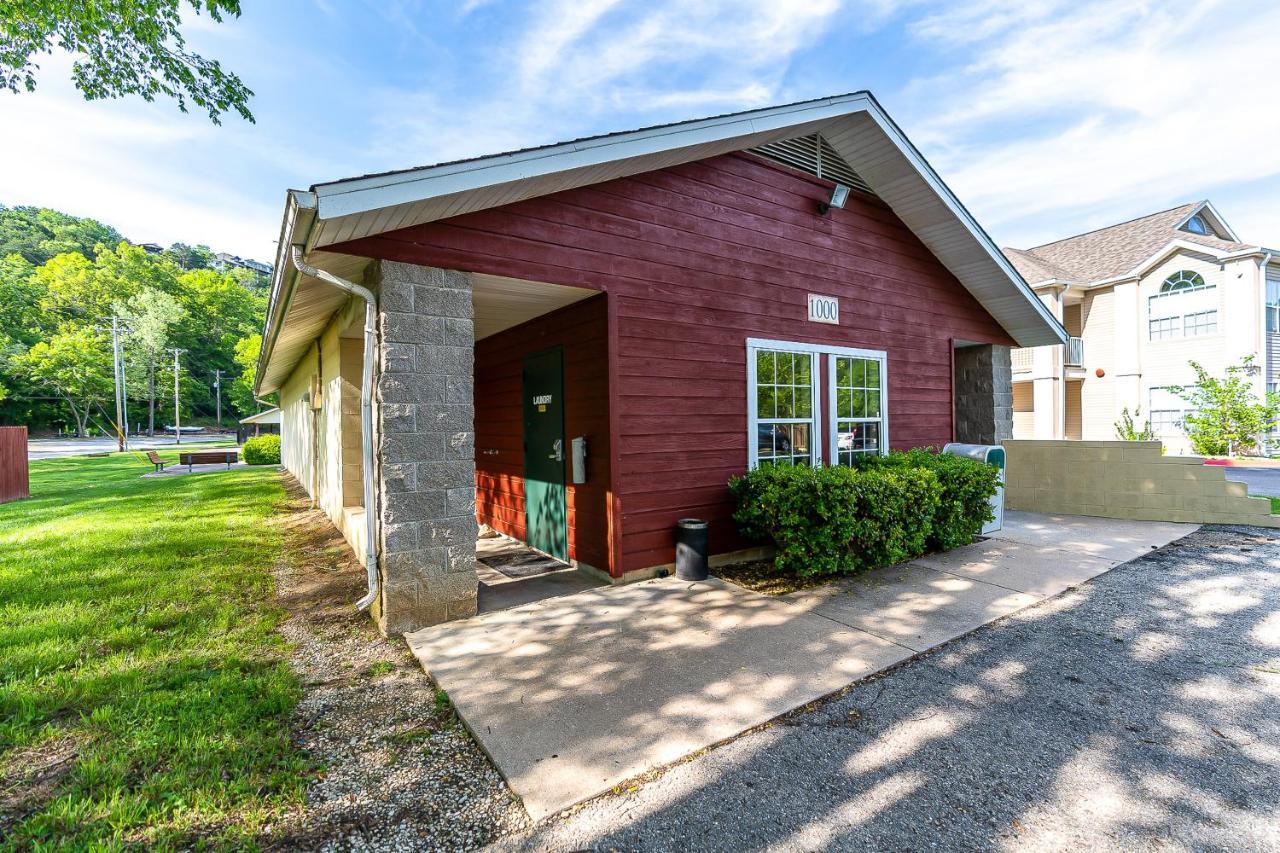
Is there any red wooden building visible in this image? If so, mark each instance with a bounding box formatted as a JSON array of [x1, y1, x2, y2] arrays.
[[256, 93, 1066, 635]]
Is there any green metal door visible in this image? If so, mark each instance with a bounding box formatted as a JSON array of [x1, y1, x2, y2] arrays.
[[523, 347, 568, 561]]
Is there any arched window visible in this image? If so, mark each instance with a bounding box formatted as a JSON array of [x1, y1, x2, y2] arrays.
[[1159, 270, 1208, 294], [1184, 213, 1211, 236]]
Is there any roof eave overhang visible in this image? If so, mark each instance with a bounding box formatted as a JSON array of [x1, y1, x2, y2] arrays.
[[257, 92, 1066, 387], [1174, 200, 1241, 242], [255, 190, 317, 396]]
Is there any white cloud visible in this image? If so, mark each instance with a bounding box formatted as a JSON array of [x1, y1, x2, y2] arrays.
[[0, 63, 278, 259], [363, 0, 843, 174], [899, 0, 1280, 246]]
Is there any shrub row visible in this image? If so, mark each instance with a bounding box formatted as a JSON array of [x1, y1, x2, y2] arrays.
[[728, 449, 999, 578], [242, 434, 281, 465]]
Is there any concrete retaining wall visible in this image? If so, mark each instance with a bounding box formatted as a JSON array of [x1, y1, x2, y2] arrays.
[[1003, 439, 1280, 527]]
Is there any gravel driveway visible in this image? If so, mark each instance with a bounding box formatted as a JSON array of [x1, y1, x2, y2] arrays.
[[498, 525, 1280, 851]]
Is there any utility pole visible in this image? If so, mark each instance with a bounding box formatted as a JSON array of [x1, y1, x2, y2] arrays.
[[102, 316, 132, 452], [169, 348, 187, 445], [213, 369, 222, 430]]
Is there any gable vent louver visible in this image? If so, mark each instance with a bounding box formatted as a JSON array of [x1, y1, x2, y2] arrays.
[[749, 133, 874, 197]]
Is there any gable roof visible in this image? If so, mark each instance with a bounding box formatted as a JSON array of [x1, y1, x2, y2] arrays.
[[1004, 201, 1258, 286], [258, 92, 1066, 394]]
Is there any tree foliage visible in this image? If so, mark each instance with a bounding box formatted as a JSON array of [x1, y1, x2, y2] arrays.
[[14, 327, 115, 437], [0, 205, 122, 264], [229, 332, 264, 415], [0, 0, 253, 123], [1114, 407, 1155, 442], [1175, 357, 1280, 457], [0, 205, 267, 433]]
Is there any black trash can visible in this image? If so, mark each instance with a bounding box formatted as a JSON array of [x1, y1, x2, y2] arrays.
[[675, 518, 709, 581]]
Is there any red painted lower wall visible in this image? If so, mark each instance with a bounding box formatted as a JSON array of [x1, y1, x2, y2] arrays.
[[335, 151, 1016, 576], [473, 295, 613, 574]]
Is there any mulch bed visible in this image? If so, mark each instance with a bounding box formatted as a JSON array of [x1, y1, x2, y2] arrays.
[[713, 558, 826, 596]]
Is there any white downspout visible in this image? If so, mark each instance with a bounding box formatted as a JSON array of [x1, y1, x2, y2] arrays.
[[290, 246, 380, 611]]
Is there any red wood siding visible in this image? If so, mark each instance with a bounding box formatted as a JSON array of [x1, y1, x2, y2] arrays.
[[0, 426, 29, 504], [473, 296, 612, 573], [337, 152, 1015, 574]]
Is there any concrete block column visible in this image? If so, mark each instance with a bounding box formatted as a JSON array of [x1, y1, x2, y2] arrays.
[[372, 260, 478, 636], [954, 344, 1013, 445]]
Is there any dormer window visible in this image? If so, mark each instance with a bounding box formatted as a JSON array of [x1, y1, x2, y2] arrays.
[[1184, 213, 1211, 236]]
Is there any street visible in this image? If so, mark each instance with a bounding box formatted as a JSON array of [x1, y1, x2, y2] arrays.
[[27, 436, 233, 460]]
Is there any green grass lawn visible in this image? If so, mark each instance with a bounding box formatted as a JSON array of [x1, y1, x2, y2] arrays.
[[0, 450, 307, 847], [1271, 497, 1280, 515]]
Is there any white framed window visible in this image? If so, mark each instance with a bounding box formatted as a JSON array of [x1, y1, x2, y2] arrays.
[[1149, 316, 1179, 341], [1159, 269, 1210, 294], [1184, 310, 1218, 337], [1267, 277, 1280, 334], [1184, 213, 1211, 236], [746, 338, 888, 469], [829, 353, 887, 465], [1149, 386, 1192, 436], [1149, 410, 1183, 434], [749, 343, 820, 468]]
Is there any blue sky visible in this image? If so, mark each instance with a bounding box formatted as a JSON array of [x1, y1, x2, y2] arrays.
[[2, 0, 1277, 261]]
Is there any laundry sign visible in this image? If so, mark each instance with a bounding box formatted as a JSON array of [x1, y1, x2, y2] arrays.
[[532, 393, 553, 412], [807, 293, 839, 324]]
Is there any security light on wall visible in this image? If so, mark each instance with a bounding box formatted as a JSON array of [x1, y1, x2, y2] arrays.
[[817, 183, 851, 215]]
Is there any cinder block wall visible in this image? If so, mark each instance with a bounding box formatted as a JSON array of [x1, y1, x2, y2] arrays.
[[1003, 440, 1280, 527], [955, 344, 1013, 445]]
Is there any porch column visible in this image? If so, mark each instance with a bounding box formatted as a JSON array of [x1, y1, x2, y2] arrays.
[[373, 260, 478, 636], [954, 344, 1013, 445]]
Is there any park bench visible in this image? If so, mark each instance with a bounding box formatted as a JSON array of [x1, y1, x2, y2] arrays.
[[146, 450, 167, 472], [178, 450, 239, 473]]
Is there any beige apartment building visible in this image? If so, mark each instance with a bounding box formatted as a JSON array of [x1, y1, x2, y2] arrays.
[[1005, 201, 1280, 455]]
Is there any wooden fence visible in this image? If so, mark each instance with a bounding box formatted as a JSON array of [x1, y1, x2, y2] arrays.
[[0, 426, 29, 504]]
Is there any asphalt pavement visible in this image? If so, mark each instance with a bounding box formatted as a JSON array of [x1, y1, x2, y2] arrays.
[[1220, 465, 1280, 498], [499, 524, 1280, 851], [27, 436, 232, 460]]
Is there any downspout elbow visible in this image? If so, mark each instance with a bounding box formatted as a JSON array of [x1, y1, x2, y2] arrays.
[[290, 245, 381, 612]]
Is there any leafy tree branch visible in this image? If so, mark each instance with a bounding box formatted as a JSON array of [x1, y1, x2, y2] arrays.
[[0, 0, 253, 123]]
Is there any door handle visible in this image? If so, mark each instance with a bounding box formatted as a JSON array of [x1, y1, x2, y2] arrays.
[[551, 438, 563, 462]]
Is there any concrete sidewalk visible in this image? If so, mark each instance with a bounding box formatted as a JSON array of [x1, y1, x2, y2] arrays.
[[404, 511, 1198, 820]]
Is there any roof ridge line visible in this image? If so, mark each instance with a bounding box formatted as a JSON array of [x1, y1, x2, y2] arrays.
[[1024, 201, 1201, 251]]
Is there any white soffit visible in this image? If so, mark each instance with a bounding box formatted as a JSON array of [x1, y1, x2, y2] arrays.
[[473, 274, 599, 341]]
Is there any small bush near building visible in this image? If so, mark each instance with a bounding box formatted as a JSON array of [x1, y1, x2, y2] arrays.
[[243, 434, 281, 465], [862, 448, 1000, 551], [729, 462, 941, 577], [729, 450, 999, 577]]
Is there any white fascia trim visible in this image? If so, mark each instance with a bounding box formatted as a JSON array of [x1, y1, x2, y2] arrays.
[[313, 93, 875, 220], [256, 190, 318, 395], [858, 97, 1067, 346], [1173, 200, 1241, 242], [298, 91, 1062, 347]]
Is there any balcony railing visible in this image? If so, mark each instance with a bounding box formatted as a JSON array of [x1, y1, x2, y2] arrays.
[[1011, 347, 1034, 372], [1065, 336, 1084, 366]]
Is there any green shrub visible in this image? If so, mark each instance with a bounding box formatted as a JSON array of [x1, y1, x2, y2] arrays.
[[863, 448, 1000, 551], [728, 449, 1000, 577], [242, 434, 281, 465], [729, 463, 941, 577]]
